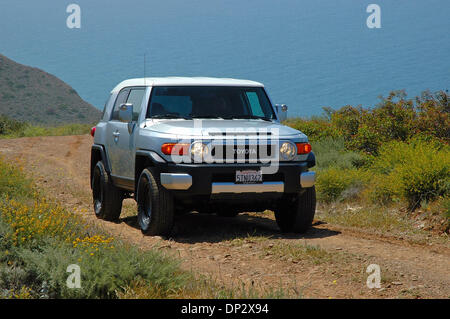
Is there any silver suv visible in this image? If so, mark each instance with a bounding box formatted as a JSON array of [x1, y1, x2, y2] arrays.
[[91, 77, 316, 236]]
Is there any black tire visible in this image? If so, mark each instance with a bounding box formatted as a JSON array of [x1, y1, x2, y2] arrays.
[[196, 208, 212, 214], [175, 208, 191, 216], [91, 161, 123, 221], [274, 186, 316, 233], [216, 210, 239, 217], [137, 168, 174, 236]]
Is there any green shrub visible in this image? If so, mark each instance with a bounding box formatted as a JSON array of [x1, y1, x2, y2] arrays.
[[1, 120, 92, 138], [346, 123, 381, 155], [443, 197, 450, 220], [0, 219, 33, 297], [371, 91, 416, 141], [365, 173, 402, 204], [333, 92, 417, 155], [396, 153, 449, 207], [318, 90, 449, 155], [368, 139, 450, 207], [312, 137, 364, 170], [316, 168, 368, 203], [283, 117, 339, 141], [330, 105, 364, 139], [0, 115, 27, 135], [14, 239, 189, 299], [285, 90, 448, 155], [0, 158, 33, 199], [415, 90, 450, 141]]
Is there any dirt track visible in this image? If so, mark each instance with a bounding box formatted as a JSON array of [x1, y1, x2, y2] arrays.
[[0, 135, 449, 298]]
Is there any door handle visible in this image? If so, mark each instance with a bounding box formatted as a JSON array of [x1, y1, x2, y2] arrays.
[[113, 131, 120, 143]]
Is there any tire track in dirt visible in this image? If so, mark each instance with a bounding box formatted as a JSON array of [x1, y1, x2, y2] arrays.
[[0, 135, 449, 298]]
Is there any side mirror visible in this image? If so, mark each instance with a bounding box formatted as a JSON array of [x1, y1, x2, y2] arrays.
[[118, 103, 133, 123], [275, 104, 288, 122]]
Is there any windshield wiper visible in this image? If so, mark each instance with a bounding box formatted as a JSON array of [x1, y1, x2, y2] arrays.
[[190, 114, 272, 121], [190, 114, 224, 119], [227, 115, 273, 122], [151, 113, 190, 120]]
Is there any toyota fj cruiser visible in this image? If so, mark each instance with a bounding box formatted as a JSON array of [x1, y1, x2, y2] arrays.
[[91, 77, 316, 236]]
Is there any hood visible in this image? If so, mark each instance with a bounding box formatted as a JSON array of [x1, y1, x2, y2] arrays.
[[144, 119, 306, 139]]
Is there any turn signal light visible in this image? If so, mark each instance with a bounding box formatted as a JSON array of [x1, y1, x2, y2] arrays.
[[296, 143, 311, 154], [161, 143, 190, 156], [90, 126, 96, 137]]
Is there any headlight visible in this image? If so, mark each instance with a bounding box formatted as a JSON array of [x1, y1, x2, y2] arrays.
[[279, 142, 297, 161], [190, 141, 209, 161]]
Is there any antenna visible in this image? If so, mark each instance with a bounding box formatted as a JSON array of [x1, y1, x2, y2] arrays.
[[144, 53, 146, 86]]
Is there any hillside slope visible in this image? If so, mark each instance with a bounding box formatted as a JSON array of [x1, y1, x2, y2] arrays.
[[0, 54, 101, 125]]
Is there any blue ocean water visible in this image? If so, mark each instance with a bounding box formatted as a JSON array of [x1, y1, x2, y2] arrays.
[[0, 0, 449, 117]]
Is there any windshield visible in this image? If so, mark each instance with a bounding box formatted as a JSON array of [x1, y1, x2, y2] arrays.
[[146, 86, 275, 120]]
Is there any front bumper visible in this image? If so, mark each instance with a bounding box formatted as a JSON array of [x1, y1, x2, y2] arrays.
[[211, 181, 284, 194], [157, 162, 315, 196]]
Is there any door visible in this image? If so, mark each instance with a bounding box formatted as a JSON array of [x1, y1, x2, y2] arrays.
[[106, 87, 147, 181], [106, 88, 130, 179], [117, 87, 146, 179]]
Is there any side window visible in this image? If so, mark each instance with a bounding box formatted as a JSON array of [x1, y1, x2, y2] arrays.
[[126, 88, 146, 121], [245, 91, 265, 117], [102, 95, 110, 119], [111, 89, 130, 121]]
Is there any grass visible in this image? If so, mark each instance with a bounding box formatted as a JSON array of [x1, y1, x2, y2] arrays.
[[117, 274, 293, 299], [1, 114, 93, 138], [316, 203, 450, 245], [0, 122, 92, 139], [263, 242, 333, 265], [226, 232, 273, 247], [318, 204, 416, 234]]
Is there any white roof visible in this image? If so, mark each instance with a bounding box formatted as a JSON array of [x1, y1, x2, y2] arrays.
[[111, 77, 264, 93]]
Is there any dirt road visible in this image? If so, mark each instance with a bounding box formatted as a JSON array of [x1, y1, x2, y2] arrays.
[[0, 135, 448, 298]]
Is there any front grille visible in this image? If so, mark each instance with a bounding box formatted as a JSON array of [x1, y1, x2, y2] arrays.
[[210, 142, 277, 163], [208, 132, 272, 137]]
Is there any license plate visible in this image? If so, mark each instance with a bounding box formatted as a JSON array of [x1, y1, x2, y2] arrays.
[[235, 170, 262, 184]]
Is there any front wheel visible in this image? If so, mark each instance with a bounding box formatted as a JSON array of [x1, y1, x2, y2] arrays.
[[216, 210, 239, 218], [137, 168, 174, 236], [274, 186, 316, 233]]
